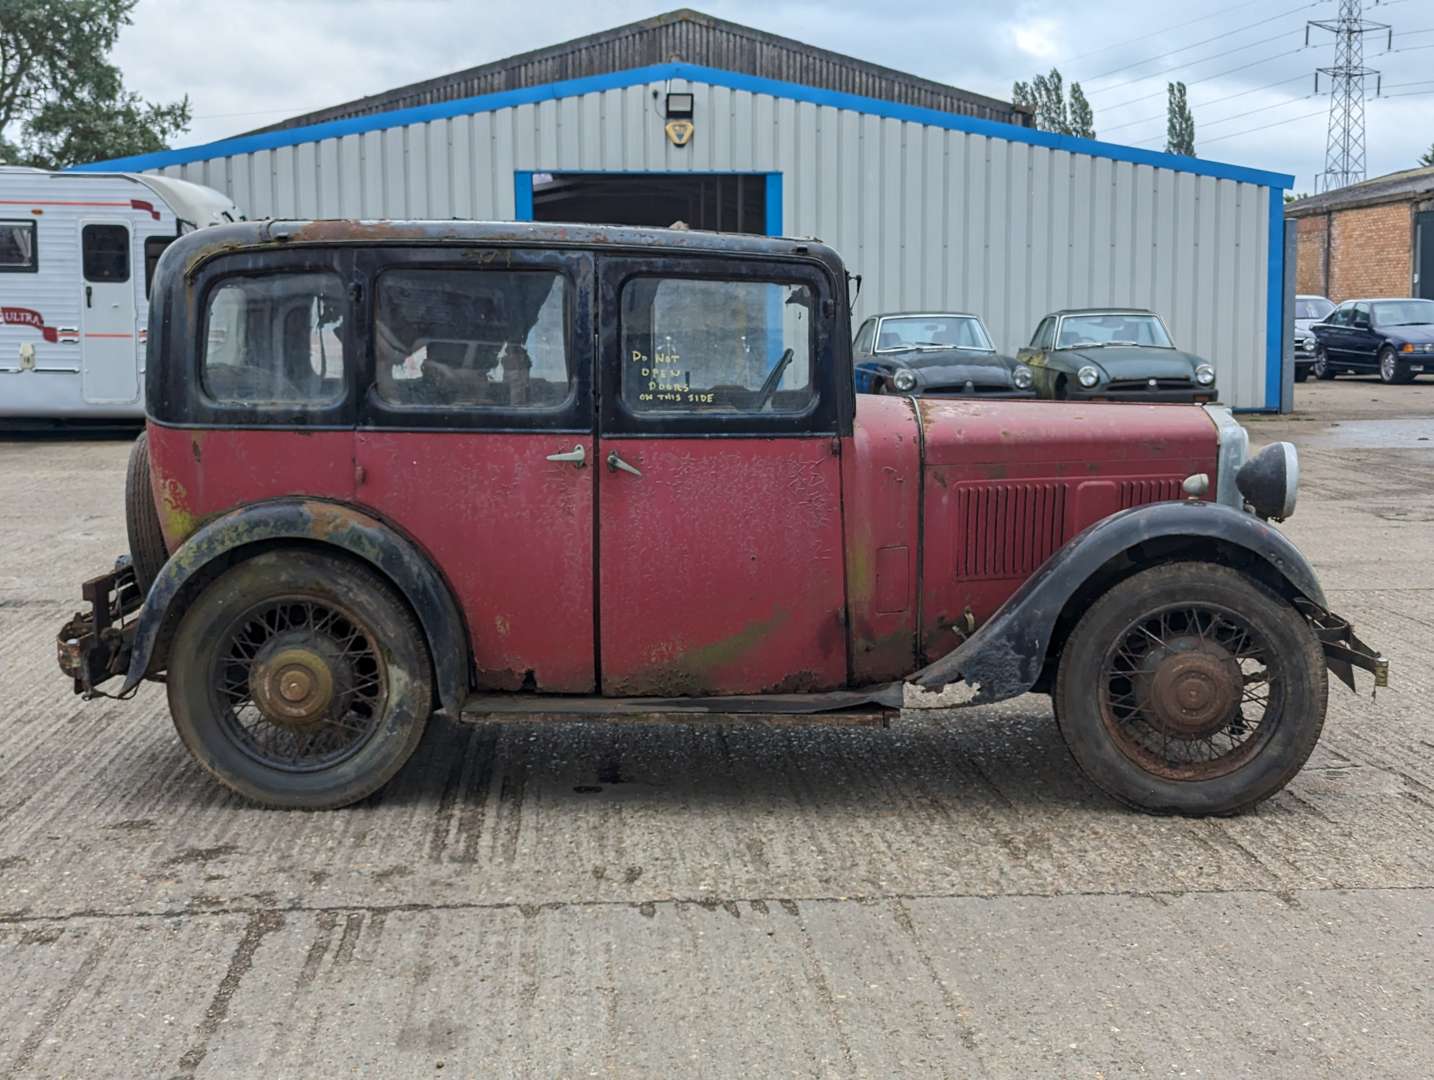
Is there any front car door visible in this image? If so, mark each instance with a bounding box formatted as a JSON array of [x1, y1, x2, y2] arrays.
[[596, 254, 848, 696], [79, 220, 138, 404], [354, 246, 598, 693], [1349, 302, 1378, 369]]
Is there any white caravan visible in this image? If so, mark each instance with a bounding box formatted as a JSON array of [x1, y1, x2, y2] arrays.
[[0, 167, 243, 422]]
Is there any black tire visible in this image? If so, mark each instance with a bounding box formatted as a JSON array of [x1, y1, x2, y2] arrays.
[[1378, 345, 1414, 385], [167, 550, 433, 809], [1312, 346, 1336, 380], [1293, 365, 1309, 383], [125, 431, 168, 594], [1054, 562, 1326, 816]]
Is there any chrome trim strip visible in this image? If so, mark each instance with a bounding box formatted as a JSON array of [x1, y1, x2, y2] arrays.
[[1203, 403, 1249, 511]]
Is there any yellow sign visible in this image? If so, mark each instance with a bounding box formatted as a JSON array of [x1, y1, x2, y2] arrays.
[[665, 119, 694, 147]]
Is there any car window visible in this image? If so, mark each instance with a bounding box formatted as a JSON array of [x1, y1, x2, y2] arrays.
[[1326, 305, 1349, 326], [1372, 299, 1434, 327], [202, 271, 347, 406], [1295, 297, 1334, 320], [374, 269, 571, 409], [875, 315, 991, 351], [0, 221, 36, 272], [1057, 313, 1172, 348], [853, 319, 876, 356], [1352, 303, 1371, 328], [620, 276, 814, 415], [1030, 317, 1054, 349]]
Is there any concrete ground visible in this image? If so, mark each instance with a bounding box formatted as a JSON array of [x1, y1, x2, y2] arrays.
[[2, 377, 1432, 1079]]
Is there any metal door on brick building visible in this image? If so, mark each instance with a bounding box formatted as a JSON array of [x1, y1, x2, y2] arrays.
[[1417, 212, 1434, 300]]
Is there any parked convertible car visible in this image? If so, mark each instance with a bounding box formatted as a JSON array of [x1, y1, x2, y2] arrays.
[[852, 311, 1034, 397], [1309, 297, 1434, 383], [57, 221, 1384, 816], [1293, 294, 1334, 382], [1019, 308, 1218, 402]]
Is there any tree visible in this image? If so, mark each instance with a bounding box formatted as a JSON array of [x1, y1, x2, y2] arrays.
[[1422, 143, 1434, 168], [1165, 81, 1196, 157], [1012, 69, 1096, 139], [0, 0, 190, 169]]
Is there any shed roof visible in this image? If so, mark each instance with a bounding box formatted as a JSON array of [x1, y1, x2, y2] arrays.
[[247, 8, 1028, 135], [1284, 165, 1434, 217]]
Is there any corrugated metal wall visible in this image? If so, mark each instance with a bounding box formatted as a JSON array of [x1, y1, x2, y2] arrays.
[[154, 77, 1274, 409]]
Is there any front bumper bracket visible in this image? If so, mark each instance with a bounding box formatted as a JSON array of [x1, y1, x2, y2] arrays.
[[57, 559, 142, 697], [1294, 597, 1389, 694]]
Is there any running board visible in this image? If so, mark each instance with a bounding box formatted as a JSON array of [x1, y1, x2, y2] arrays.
[[459, 683, 903, 725]]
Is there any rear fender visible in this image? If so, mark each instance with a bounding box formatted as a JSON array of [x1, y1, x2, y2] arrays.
[[911, 500, 1327, 703], [121, 499, 470, 715]]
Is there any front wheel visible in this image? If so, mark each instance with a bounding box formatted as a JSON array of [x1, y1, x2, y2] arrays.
[[1293, 364, 1309, 384], [1379, 346, 1414, 385], [167, 550, 434, 809], [1054, 562, 1326, 816], [1312, 346, 1336, 380]]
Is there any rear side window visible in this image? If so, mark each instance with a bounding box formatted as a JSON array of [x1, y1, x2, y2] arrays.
[[0, 221, 37, 272], [144, 236, 175, 296], [374, 269, 571, 409], [82, 223, 129, 282], [202, 272, 347, 405], [619, 276, 814, 414]]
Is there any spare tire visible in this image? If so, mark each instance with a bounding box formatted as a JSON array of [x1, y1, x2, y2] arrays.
[[125, 431, 169, 594]]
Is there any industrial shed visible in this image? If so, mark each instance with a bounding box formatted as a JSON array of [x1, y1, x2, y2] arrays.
[[77, 9, 1296, 410]]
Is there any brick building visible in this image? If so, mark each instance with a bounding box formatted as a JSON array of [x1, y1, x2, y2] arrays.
[[1286, 165, 1434, 302]]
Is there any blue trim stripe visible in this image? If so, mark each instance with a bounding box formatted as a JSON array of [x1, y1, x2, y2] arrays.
[[70, 61, 1294, 191], [513, 170, 534, 221], [1264, 186, 1286, 412], [764, 173, 783, 236]]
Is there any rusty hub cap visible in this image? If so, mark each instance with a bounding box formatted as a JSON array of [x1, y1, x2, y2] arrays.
[[1100, 604, 1282, 781], [1143, 642, 1243, 738], [252, 646, 337, 727]]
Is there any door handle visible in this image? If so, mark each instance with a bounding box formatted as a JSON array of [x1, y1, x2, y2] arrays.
[[545, 443, 586, 467], [606, 450, 641, 477], [85, 285, 92, 308]]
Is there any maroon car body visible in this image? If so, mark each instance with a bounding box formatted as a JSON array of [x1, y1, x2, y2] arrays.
[[57, 221, 1385, 814]]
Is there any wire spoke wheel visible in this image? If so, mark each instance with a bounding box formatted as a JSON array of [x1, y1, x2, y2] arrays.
[[1099, 602, 1282, 781], [209, 595, 388, 772]]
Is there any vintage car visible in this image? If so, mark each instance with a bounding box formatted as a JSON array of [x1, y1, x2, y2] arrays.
[[1019, 308, 1218, 402], [1309, 298, 1434, 383], [852, 311, 1034, 397], [1293, 295, 1334, 382], [57, 221, 1386, 816]]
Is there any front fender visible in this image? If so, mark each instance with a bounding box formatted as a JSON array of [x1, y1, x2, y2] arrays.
[[120, 499, 470, 715], [911, 500, 1326, 703]]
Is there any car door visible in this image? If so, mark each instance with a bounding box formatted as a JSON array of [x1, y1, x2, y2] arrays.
[[1348, 303, 1378, 369], [79, 220, 139, 404], [1319, 303, 1351, 360], [354, 246, 598, 693], [595, 255, 847, 696]]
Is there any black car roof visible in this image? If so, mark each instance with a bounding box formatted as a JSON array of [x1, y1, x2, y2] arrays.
[[161, 218, 847, 277]]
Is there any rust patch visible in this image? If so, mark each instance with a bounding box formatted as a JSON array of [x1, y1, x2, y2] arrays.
[[159, 477, 199, 545]]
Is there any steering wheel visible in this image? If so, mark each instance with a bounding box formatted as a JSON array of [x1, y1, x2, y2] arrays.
[[755, 348, 796, 411]]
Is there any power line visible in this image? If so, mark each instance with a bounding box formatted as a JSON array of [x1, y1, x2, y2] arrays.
[[1064, 0, 1265, 63], [1088, 28, 1302, 97], [1198, 107, 1329, 145], [1080, 2, 1324, 86], [1132, 94, 1316, 147], [1099, 74, 1310, 135], [1099, 47, 1309, 111]]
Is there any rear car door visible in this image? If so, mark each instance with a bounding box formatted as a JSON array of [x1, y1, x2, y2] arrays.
[[354, 246, 597, 693], [595, 255, 847, 696], [79, 220, 138, 404]]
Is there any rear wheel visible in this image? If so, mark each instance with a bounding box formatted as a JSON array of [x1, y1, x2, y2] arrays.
[[1054, 562, 1326, 816], [125, 431, 168, 593], [1312, 346, 1336, 380], [167, 550, 433, 809]]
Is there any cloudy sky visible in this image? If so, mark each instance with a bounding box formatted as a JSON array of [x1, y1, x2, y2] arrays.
[[112, 0, 1434, 194]]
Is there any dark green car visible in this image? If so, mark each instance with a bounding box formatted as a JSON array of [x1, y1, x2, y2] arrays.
[[1018, 308, 1218, 402]]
